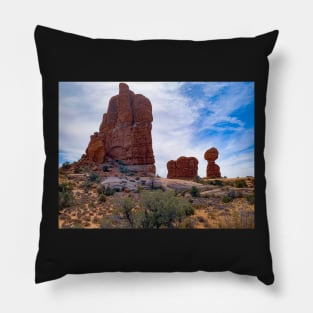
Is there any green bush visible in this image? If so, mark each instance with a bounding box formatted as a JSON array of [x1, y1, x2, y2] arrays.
[[131, 209, 146, 228], [105, 186, 115, 196], [59, 189, 74, 208], [193, 175, 202, 183], [58, 181, 73, 192], [88, 172, 99, 182], [213, 180, 224, 186], [102, 165, 109, 172], [96, 184, 106, 194], [222, 190, 243, 203], [222, 194, 233, 203], [233, 179, 247, 188], [119, 165, 129, 174], [139, 190, 194, 229], [184, 205, 195, 216], [99, 217, 115, 229], [179, 217, 195, 229], [81, 180, 92, 191], [62, 161, 71, 169], [246, 194, 255, 204], [190, 186, 200, 197], [99, 194, 106, 202], [74, 166, 82, 174], [115, 197, 135, 226], [97, 184, 115, 196]]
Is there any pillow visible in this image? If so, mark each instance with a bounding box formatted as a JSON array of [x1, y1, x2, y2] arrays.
[[34, 25, 278, 285]]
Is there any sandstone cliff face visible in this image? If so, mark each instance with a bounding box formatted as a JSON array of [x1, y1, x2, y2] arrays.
[[82, 83, 155, 174], [167, 156, 198, 179], [204, 147, 221, 178]]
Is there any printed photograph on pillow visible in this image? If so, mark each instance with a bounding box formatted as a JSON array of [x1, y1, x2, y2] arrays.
[[58, 81, 255, 229]]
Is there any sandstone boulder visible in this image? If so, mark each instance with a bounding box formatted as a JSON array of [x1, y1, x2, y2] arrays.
[[204, 147, 221, 178], [167, 156, 198, 179]]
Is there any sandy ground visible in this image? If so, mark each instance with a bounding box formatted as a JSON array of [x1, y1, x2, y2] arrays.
[[59, 164, 254, 229]]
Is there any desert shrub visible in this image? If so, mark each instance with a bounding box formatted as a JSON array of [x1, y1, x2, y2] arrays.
[[233, 179, 247, 188], [217, 211, 239, 228], [131, 209, 146, 228], [99, 194, 106, 202], [59, 189, 74, 209], [96, 184, 106, 194], [97, 184, 116, 196], [139, 190, 193, 229], [136, 186, 144, 193], [185, 205, 194, 216], [62, 161, 71, 169], [102, 165, 109, 172], [118, 197, 134, 211], [74, 166, 83, 173], [81, 180, 93, 191], [193, 175, 202, 183], [222, 194, 233, 203], [213, 179, 224, 186], [119, 165, 129, 174], [190, 186, 200, 197], [179, 217, 195, 229], [105, 186, 115, 196], [99, 217, 115, 229], [88, 172, 99, 182], [115, 197, 135, 226], [246, 194, 255, 204], [58, 180, 74, 192]]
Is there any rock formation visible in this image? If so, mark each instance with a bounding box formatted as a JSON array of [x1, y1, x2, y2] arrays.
[[167, 156, 198, 179], [81, 83, 155, 174], [204, 147, 221, 178]]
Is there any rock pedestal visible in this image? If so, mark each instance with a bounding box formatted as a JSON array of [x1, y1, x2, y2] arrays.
[[204, 147, 221, 178], [167, 156, 198, 179], [81, 83, 155, 174]]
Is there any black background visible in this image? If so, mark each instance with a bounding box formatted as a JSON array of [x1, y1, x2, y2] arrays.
[[35, 25, 278, 285]]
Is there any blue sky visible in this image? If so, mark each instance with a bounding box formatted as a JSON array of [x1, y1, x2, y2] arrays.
[[59, 82, 254, 178]]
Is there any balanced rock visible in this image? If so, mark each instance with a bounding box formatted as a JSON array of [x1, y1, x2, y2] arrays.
[[204, 147, 221, 178], [82, 83, 155, 174], [167, 156, 198, 179]]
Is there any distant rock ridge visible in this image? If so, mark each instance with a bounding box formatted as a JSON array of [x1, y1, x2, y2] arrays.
[[204, 147, 221, 178], [167, 156, 198, 179], [80, 83, 155, 174]]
